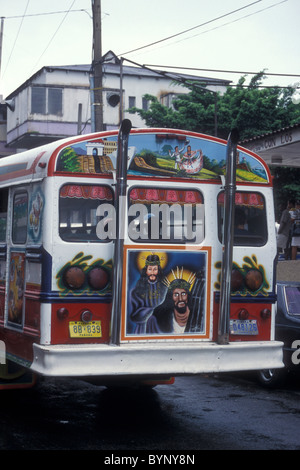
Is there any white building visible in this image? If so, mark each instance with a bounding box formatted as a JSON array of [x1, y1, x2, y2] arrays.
[[4, 51, 230, 152]]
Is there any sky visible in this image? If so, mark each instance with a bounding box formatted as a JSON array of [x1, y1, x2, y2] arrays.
[[0, 0, 299, 99]]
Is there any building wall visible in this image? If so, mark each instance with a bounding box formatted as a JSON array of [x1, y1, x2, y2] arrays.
[[5, 64, 228, 151]]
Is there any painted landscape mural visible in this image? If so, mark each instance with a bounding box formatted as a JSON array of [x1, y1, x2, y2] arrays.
[[56, 132, 269, 183]]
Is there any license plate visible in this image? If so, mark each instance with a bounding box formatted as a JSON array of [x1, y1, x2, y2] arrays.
[[230, 319, 258, 335], [69, 321, 102, 338]]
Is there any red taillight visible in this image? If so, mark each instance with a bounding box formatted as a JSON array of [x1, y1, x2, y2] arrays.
[[87, 267, 109, 290], [63, 266, 85, 289], [231, 269, 244, 292], [260, 308, 271, 319], [244, 269, 263, 292], [57, 307, 69, 319], [238, 308, 249, 320]]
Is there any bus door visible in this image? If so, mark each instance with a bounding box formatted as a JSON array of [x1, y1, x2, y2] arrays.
[[0, 187, 8, 328], [5, 185, 42, 359], [6, 189, 28, 331], [121, 184, 209, 341]]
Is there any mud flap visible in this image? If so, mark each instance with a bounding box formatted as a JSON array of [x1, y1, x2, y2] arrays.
[[141, 377, 175, 387]]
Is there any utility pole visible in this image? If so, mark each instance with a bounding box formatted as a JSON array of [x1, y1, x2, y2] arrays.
[[0, 18, 4, 83], [91, 0, 103, 131]]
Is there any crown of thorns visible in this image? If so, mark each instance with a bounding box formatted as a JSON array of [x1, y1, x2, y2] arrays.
[[163, 266, 195, 291], [144, 254, 164, 266]]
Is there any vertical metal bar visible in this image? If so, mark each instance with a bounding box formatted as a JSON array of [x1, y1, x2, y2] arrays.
[[89, 75, 95, 133], [110, 119, 132, 345], [92, 0, 103, 131], [218, 129, 239, 345], [119, 58, 124, 125], [77, 103, 82, 135]]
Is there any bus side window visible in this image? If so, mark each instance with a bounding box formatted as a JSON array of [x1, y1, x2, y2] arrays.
[[0, 188, 8, 242], [12, 192, 28, 245]]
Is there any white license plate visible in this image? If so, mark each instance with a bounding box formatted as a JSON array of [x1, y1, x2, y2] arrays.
[[69, 321, 102, 338], [230, 319, 258, 335]]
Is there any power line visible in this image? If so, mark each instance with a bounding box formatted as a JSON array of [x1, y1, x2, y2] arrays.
[[143, 65, 300, 79], [155, 0, 288, 53], [119, 0, 263, 56], [121, 57, 298, 90], [2, 0, 30, 78], [2, 9, 93, 20], [29, 0, 76, 75]]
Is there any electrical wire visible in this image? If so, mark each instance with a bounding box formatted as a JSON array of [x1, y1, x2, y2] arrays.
[[143, 65, 300, 79], [118, 0, 263, 56], [1, 0, 30, 79], [135, 0, 288, 58], [29, 0, 76, 75], [122, 56, 299, 90], [2, 9, 92, 20]]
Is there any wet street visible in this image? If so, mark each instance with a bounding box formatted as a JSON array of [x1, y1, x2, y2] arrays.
[[0, 372, 300, 451]]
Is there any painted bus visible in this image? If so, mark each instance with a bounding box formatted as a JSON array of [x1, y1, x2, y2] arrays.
[[0, 119, 283, 389]]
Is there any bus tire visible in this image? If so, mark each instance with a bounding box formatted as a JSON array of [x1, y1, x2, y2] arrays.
[[256, 368, 287, 388], [0, 360, 36, 390]]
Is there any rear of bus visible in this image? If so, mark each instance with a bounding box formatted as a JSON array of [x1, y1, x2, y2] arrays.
[[30, 125, 282, 382]]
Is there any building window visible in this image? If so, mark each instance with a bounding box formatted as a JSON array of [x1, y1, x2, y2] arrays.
[[48, 88, 63, 115], [31, 87, 46, 114], [160, 93, 177, 109], [31, 86, 63, 115], [142, 97, 149, 111], [128, 96, 136, 110]]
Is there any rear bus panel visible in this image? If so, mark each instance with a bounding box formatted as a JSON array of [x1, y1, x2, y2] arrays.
[[0, 128, 283, 381]]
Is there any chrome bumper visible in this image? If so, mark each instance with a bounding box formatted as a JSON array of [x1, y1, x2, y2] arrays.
[[31, 340, 283, 377]]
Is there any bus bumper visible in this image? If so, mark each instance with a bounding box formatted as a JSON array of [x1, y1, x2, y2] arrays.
[[31, 341, 283, 377]]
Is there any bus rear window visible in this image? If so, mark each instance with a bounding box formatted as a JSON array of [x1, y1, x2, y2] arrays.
[[218, 191, 267, 246], [59, 184, 113, 242], [128, 187, 204, 244]]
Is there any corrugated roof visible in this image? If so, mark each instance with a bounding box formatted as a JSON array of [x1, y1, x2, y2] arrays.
[[50, 62, 231, 84], [241, 122, 300, 143], [6, 55, 231, 99]]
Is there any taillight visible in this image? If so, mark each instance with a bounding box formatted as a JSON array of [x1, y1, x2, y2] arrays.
[[238, 308, 249, 320], [231, 269, 244, 292], [87, 267, 109, 290], [244, 269, 263, 292], [61, 265, 109, 292], [260, 308, 271, 319], [63, 266, 85, 289], [231, 268, 264, 294], [57, 307, 69, 319]]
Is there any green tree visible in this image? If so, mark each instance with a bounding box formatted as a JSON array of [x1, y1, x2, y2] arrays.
[[130, 72, 300, 141], [129, 72, 300, 211]]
